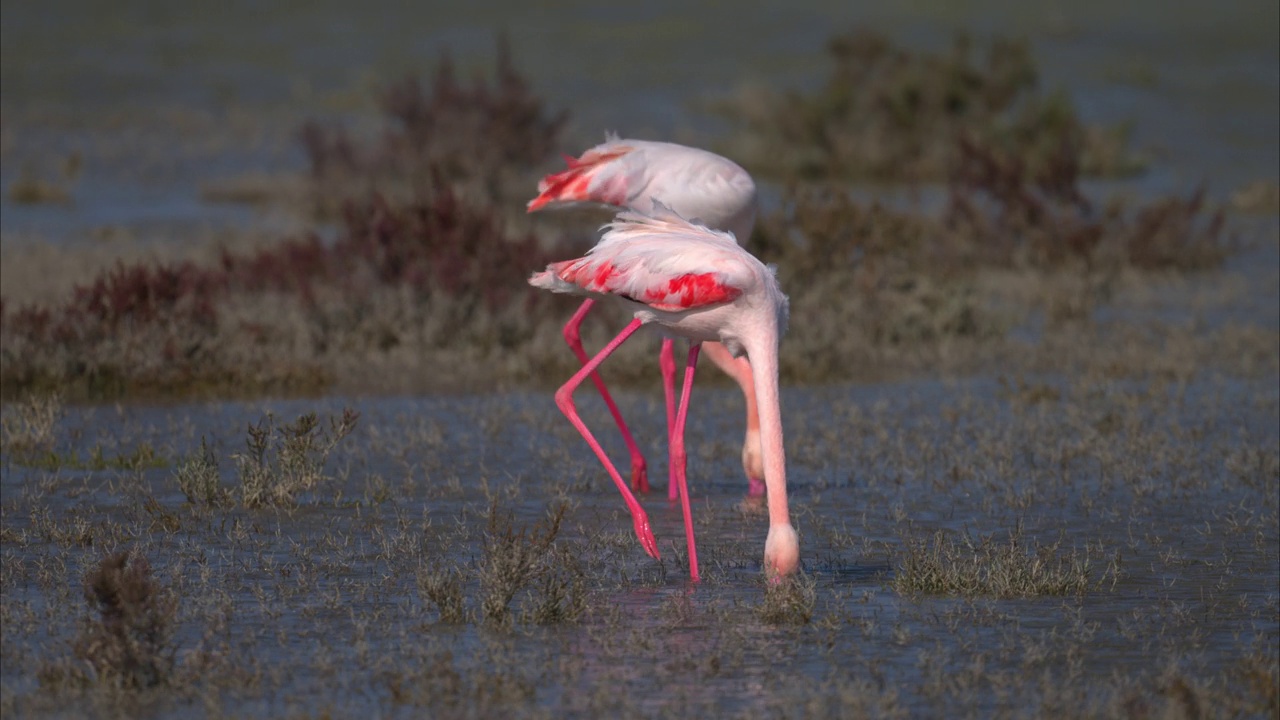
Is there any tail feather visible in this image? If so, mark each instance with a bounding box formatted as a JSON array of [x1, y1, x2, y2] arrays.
[[526, 145, 633, 212], [528, 260, 581, 294]]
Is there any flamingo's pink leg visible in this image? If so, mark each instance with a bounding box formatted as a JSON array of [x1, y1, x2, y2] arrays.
[[564, 299, 650, 493], [659, 339, 679, 501], [555, 318, 659, 559], [671, 342, 702, 581], [701, 342, 765, 497]]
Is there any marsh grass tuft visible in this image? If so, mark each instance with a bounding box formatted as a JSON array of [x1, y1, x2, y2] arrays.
[[41, 551, 178, 690], [520, 544, 587, 626], [174, 437, 228, 507], [747, 135, 1228, 381], [893, 526, 1105, 598], [418, 565, 467, 624], [235, 408, 358, 508], [478, 501, 584, 627], [759, 572, 818, 625], [0, 391, 62, 455]]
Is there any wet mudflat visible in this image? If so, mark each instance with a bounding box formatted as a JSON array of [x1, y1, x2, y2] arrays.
[[1, 344, 1276, 716]]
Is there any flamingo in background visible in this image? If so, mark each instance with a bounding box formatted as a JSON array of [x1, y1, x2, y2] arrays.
[[529, 203, 798, 581], [527, 136, 766, 500]]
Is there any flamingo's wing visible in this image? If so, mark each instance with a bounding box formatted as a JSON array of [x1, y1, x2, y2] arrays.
[[530, 205, 754, 312], [526, 139, 636, 212]]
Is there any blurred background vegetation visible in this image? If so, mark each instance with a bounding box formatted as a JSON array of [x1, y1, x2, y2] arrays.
[[0, 2, 1275, 401]]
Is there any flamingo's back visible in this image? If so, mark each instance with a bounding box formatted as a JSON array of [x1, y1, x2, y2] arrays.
[[527, 136, 758, 243], [530, 205, 761, 312]]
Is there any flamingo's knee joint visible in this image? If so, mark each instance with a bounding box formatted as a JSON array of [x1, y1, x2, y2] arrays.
[[554, 388, 576, 415]]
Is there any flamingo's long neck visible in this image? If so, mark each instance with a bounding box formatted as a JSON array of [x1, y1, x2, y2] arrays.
[[745, 323, 798, 577], [745, 328, 788, 530]]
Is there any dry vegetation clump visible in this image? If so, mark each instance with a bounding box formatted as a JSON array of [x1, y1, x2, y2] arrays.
[[944, 136, 1229, 271], [415, 502, 585, 627], [235, 408, 358, 508], [0, 259, 274, 400], [40, 551, 177, 690], [173, 437, 228, 507], [749, 137, 1229, 378], [714, 28, 1141, 182], [478, 502, 583, 627], [299, 34, 567, 218], [758, 572, 818, 625], [0, 38, 579, 402], [0, 391, 62, 455], [751, 187, 996, 375], [417, 565, 467, 624], [0, 177, 580, 400], [891, 526, 1113, 598]]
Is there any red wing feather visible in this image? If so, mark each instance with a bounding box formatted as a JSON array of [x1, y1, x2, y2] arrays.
[[642, 273, 741, 311], [527, 146, 633, 211]]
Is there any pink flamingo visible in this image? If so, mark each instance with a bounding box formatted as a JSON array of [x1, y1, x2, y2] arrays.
[[529, 203, 799, 581], [527, 136, 766, 500]]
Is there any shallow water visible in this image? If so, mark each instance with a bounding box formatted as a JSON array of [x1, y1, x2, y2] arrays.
[[2, 372, 1276, 716]]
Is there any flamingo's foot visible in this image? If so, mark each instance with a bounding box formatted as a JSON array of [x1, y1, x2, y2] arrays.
[[632, 509, 660, 559]]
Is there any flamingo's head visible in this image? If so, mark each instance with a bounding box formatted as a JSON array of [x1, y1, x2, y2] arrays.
[[763, 523, 800, 579]]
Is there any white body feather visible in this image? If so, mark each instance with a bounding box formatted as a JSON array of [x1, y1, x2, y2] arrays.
[[530, 204, 788, 357]]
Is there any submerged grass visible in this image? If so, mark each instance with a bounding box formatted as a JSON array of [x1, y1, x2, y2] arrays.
[[892, 526, 1114, 598], [758, 572, 817, 625]]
